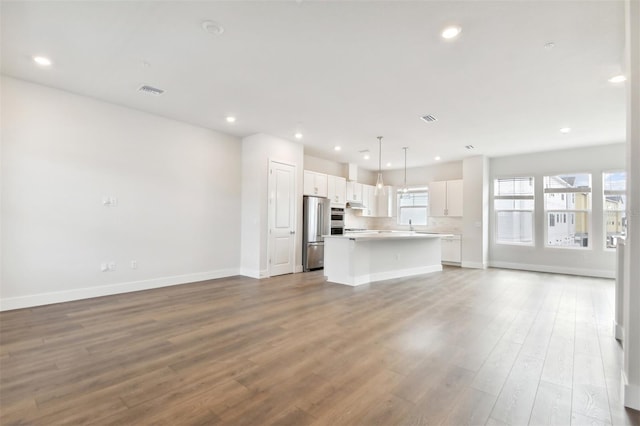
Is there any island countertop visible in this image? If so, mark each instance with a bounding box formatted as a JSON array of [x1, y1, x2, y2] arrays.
[[325, 231, 453, 241]]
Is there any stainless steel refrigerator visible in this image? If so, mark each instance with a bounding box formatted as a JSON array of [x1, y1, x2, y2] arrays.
[[303, 196, 331, 271]]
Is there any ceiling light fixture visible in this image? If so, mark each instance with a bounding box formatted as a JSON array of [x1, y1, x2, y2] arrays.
[[608, 75, 627, 83], [375, 136, 385, 195], [559, 127, 571, 134], [435, 156, 441, 161], [386, 162, 392, 167], [226, 116, 236, 123], [441, 26, 461, 40], [360, 150, 371, 160], [294, 132, 303, 140], [401, 147, 409, 196], [334, 146, 341, 151], [33, 56, 52, 67]]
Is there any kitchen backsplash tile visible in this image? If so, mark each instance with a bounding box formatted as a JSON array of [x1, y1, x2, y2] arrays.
[[344, 210, 462, 234]]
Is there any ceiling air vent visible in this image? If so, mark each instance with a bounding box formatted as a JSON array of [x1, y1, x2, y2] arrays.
[[420, 114, 437, 123], [465, 145, 475, 150], [138, 85, 165, 96]]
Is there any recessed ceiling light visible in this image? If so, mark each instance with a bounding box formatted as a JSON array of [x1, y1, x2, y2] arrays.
[[33, 56, 52, 67], [559, 127, 571, 134], [294, 132, 303, 140], [226, 116, 236, 123], [334, 146, 341, 151], [201, 20, 224, 35], [434, 156, 441, 161], [608, 75, 627, 83], [386, 162, 392, 167], [441, 26, 461, 40]]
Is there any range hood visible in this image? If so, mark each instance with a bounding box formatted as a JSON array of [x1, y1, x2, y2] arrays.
[[346, 201, 365, 209]]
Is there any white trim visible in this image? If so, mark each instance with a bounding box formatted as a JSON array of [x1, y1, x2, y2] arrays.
[[327, 264, 442, 287], [488, 260, 614, 278], [614, 321, 624, 341], [622, 370, 640, 411], [0, 268, 240, 311], [295, 265, 303, 273], [461, 261, 487, 269]]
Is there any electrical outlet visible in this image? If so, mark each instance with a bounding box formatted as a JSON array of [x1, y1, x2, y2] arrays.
[[108, 262, 116, 271], [131, 260, 138, 269], [101, 262, 109, 272]]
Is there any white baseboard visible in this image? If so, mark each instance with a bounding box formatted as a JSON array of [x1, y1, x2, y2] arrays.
[[0, 268, 240, 311], [328, 264, 442, 287], [488, 261, 615, 279], [240, 268, 261, 279], [622, 370, 640, 410], [295, 265, 303, 273], [461, 261, 487, 269]]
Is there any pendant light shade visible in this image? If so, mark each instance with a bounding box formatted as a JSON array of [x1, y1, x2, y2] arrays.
[[401, 147, 409, 197], [375, 136, 385, 195]]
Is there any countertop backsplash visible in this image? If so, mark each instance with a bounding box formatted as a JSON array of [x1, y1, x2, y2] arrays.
[[344, 210, 462, 234]]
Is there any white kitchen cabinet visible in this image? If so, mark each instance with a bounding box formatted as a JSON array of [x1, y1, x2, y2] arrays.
[[429, 179, 463, 217], [362, 184, 376, 217], [327, 175, 347, 206], [303, 170, 328, 197], [346, 181, 363, 203], [441, 235, 461, 263]]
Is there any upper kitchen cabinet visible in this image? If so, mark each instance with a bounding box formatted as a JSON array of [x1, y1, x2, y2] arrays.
[[303, 170, 328, 197], [361, 184, 376, 217], [327, 175, 347, 207], [429, 179, 463, 217], [346, 181, 363, 203]]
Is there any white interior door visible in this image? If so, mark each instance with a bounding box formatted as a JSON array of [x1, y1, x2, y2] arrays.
[[268, 160, 296, 276]]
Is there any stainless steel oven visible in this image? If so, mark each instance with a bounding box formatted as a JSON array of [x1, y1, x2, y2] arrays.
[[330, 208, 345, 235]]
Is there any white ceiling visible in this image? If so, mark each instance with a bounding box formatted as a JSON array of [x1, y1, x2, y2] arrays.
[[0, 1, 626, 171]]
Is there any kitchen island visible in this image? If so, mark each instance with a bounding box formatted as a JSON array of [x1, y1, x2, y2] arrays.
[[323, 232, 448, 286]]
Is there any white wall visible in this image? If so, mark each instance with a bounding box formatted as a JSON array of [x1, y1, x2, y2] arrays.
[[490, 143, 626, 278], [241, 133, 304, 278], [0, 76, 242, 310], [382, 160, 462, 187], [303, 155, 347, 177]]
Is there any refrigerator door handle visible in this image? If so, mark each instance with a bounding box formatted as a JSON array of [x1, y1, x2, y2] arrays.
[[317, 203, 323, 239]]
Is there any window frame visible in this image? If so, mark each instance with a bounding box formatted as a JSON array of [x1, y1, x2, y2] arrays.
[[396, 186, 429, 226], [602, 170, 627, 251], [493, 176, 535, 246], [543, 172, 592, 250]]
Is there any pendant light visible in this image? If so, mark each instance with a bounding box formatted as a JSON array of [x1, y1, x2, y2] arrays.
[[375, 136, 385, 195], [401, 147, 409, 197]]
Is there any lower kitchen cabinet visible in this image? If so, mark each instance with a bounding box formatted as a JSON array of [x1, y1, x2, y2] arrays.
[[441, 235, 461, 264]]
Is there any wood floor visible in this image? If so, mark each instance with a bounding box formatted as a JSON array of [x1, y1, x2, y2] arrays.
[[1, 267, 639, 425]]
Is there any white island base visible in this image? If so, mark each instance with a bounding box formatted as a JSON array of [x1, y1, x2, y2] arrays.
[[324, 233, 444, 286]]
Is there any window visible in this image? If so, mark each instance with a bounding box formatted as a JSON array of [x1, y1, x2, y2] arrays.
[[494, 177, 534, 245], [544, 173, 591, 248], [397, 188, 428, 226], [603, 171, 627, 249]]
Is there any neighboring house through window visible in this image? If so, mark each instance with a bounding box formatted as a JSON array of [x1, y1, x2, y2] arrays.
[[544, 173, 591, 248]]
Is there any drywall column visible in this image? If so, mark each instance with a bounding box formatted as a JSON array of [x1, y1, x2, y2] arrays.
[[623, 0, 640, 410], [240, 133, 304, 278], [461, 156, 489, 268]]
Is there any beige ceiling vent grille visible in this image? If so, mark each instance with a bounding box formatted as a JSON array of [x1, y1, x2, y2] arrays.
[[138, 85, 165, 96], [420, 114, 437, 123]]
